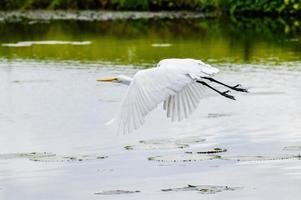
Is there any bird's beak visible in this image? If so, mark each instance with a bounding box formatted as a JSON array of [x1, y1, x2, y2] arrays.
[[97, 77, 118, 82]]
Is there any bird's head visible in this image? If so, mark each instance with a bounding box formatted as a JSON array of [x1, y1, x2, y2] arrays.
[[97, 76, 118, 82], [97, 75, 132, 85]]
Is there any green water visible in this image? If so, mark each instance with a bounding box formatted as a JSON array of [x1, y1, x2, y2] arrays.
[[0, 17, 301, 65]]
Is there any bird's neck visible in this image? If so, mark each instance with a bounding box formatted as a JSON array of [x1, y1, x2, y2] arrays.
[[118, 75, 132, 85]]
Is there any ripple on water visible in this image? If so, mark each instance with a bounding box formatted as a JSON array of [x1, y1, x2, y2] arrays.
[[2, 41, 92, 47]]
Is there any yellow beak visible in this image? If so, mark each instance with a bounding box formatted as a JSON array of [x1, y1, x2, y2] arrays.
[[97, 77, 118, 82]]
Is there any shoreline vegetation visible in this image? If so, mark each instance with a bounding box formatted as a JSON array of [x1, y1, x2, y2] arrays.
[[0, 0, 300, 17]]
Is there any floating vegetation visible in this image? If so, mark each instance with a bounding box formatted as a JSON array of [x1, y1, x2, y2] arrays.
[[30, 154, 108, 162], [161, 184, 242, 194], [94, 190, 140, 195], [124, 143, 189, 150], [148, 154, 220, 162], [222, 155, 301, 162], [125, 136, 205, 150], [2, 41, 92, 47], [283, 146, 301, 151], [0, 152, 107, 162], [148, 153, 301, 162], [0, 152, 55, 160], [185, 148, 227, 154]]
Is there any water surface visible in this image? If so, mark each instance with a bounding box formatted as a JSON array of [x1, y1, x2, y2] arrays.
[[0, 17, 300, 65], [0, 16, 301, 200]]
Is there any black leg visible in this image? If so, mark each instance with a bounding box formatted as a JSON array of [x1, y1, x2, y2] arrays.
[[196, 80, 236, 100], [202, 77, 248, 93]]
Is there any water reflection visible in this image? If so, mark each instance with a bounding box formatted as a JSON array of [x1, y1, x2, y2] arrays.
[[0, 17, 300, 65]]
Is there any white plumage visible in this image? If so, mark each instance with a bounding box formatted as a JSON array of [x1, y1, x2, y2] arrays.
[[118, 58, 219, 134]]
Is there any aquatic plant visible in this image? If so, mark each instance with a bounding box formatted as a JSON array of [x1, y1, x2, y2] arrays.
[[162, 184, 242, 194]]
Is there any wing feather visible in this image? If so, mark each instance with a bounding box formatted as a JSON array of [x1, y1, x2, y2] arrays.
[[118, 58, 218, 134]]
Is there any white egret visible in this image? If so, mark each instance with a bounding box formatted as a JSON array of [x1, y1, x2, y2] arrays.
[[98, 58, 247, 134]]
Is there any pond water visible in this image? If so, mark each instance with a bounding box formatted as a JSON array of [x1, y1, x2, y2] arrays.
[[0, 17, 301, 64], [0, 16, 301, 200]]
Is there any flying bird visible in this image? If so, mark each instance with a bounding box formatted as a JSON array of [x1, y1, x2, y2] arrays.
[[98, 58, 247, 134]]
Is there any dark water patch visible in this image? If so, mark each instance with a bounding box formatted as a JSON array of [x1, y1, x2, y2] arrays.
[[161, 184, 242, 194]]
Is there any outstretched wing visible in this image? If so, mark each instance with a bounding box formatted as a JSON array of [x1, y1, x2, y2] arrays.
[[161, 59, 218, 122], [163, 82, 206, 122], [118, 58, 219, 134]]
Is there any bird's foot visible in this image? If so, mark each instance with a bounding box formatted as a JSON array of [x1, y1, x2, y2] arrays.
[[231, 84, 248, 93], [221, 90, 236, 100]]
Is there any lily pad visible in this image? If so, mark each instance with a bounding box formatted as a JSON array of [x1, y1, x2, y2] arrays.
[[0, 152, 55, 160], [162, 184, 242, 194], [221, 155, 301, 162], [124, 143, 189, 150], [283, 146, 301, 151], [148, 154, 220, 162], [30, 154, 108, 162], [94, 190, 140, 195], [125, 136, 205, 150], [148, 153, 301, 162], [185, 148, 227, 154]]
